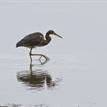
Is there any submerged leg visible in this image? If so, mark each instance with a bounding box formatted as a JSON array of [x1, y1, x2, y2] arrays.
[[30, 54, 32, 65]]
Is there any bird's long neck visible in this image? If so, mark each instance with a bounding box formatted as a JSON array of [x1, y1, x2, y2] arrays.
[[42, 32, 51, 46]]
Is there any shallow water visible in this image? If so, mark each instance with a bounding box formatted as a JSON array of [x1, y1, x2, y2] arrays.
[[0, 0, 107, 106], [0, 49, 107, 107]]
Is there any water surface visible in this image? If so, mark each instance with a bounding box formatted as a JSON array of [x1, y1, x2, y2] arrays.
[[0, 50, 107, 107]]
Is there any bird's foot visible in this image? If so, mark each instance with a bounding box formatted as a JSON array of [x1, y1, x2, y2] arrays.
[[39, 55, 50, 64], [39, 55, 49, 61], [39, 58, 49, 65]]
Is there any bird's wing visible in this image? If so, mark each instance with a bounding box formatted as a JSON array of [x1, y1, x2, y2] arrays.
[[18, 32, 44, 47]]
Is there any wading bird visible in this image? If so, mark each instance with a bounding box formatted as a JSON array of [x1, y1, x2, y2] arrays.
[[16, 30, 62, 60]]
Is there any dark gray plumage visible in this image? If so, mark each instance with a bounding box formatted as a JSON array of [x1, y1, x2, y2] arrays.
[[16, 32, 44, 48]]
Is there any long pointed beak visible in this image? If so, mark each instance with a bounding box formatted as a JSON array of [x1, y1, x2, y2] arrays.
[[54, 33, 63, 38]]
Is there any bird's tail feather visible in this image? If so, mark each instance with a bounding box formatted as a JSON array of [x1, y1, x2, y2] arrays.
[[16, 41, 23, 48]]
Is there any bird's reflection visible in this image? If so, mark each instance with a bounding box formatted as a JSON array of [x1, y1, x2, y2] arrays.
[[17, 57, 58, 91]]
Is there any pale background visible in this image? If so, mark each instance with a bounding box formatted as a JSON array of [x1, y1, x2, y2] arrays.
[[0, 0, 107, 107]]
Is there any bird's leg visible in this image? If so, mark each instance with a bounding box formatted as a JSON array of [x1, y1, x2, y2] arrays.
[[29, 48, 49, 64], [39, 54, 49, 61], [29, 48, 33, 56], [31, 53, 49, 60], [29, 48, 41, 57], [32, 54, 47, 59], [40, 54, 47, 59], [30, 54, 32, 65], [31, 54, 42, 56]]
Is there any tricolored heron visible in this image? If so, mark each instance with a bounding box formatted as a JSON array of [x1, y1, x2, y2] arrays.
[[16, 30, 62, 60]]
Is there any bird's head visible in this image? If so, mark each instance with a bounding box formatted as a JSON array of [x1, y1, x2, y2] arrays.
[[47, 30, 63, 38]]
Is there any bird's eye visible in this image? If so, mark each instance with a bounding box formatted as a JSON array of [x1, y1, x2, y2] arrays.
[[51, 31, 54, 34], [48, 30, 54, 34]]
